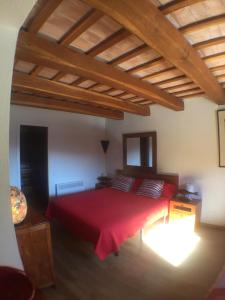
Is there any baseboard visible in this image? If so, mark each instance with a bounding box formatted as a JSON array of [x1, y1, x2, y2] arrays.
[[201, 222, 225, 231]]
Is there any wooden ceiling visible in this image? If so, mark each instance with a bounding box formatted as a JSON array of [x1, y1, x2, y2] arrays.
[[12, 0, 225, 119]]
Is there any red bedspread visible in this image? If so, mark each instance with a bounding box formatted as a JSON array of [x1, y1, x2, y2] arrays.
[[46, 188, 169, 260]]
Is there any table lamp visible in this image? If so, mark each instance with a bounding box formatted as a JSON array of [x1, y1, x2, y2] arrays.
[[10, 186, 27, 225]]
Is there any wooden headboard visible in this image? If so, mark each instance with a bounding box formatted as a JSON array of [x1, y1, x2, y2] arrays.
[[117, 169, 179, 186]]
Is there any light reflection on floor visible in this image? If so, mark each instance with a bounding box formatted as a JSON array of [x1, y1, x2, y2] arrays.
[[143, 217, 201, 267]]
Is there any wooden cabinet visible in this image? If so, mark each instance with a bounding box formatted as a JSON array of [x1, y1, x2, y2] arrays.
[[169, 199, 201, 230], [16, 220, 54, 289]]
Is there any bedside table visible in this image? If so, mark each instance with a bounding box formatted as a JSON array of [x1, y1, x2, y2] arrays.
[[169, 198, 201, 231], [95, 176, 112, 189]]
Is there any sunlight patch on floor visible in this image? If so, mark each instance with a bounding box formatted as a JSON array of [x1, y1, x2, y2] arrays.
[[143, 217, 200, 267]]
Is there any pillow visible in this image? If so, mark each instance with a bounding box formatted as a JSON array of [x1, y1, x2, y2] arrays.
[[111, 175, 134, 192], [136, 179, 164, 199], [131, 178, 143, 192], [162, 183, 177, 198]]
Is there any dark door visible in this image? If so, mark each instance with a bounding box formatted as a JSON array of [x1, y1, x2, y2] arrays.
[[20, 125, 48, 209]]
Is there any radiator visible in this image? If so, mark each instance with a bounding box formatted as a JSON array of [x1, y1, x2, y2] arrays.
[[55, 180, 84, 196]]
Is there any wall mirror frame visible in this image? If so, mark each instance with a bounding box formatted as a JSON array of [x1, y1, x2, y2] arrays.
[[123, 131, 157, 173]]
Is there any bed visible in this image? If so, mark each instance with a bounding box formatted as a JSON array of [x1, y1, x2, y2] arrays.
[[46, 171, 178, 260]]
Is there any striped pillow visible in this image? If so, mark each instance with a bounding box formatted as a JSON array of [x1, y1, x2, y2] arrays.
[[112, 175, 134, 192], [136, 179, 164, 199]]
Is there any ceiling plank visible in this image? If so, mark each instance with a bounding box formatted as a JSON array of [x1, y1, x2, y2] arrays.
[[127, 57, 164, 74], [180, 14, 225, 34], [182, 92, 205, 98], [160, 0, 204, 15], [85, 0, 225, 104], [194, 36, 225, 51], [59, 9, 103, 45], [157, 75, 188, 86], [87, 28, 131, 57], [204, 52, 225, 64], [109, 44, 148, 66], [17, 31, 183, 110], [164, 81, 195, 92], [30, 9, 102, 77], [142, 67, 177, 81], [11, 93, 123, 120], [28, 0, 64, 33], [13, 72, 150, 116]]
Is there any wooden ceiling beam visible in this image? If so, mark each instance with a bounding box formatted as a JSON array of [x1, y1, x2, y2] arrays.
[[85, 0, 225, 104], [132, 38, 225, 81], [180, 14, 225, 34], [51, 72, 66, 81], [109, 44, 149, 66], [160, 0, 204, 15], [28, 0, 63, 33], [13, 72, 150, 116], [59, 9, 103, 45], [11, 93, 124, 120], [17, 31, 183, 110], [87, 28, 131, 57]]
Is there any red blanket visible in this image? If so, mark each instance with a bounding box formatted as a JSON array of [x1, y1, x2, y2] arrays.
[[46, 188, 169, 260]]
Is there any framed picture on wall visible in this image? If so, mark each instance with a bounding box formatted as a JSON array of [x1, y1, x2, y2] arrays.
[[217, 110, 225, 167]]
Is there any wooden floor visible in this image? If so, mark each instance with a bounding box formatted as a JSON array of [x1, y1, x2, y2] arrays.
[[41, 223, 225, 300]]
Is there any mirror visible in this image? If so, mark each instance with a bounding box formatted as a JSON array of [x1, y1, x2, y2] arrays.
[[123, 132, 157, 173], [127, 137, 141, 166]]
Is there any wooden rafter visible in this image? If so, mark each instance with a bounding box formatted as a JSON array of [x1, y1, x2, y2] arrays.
[[142, 67, 177, 81], [157, 75, 188, 86], [204, 52, 225, 64], [30, 9, 103, 77], [127, 57, 164, 74], [164, 82, 195, 92], [139, 37, 225, 81], [13, 72, 150, 116], [17, 31, 183, 110], [160, 0, 205, 15], [27, 0, 63, 33], [109, 44, 148, 66], [194, 36, 225, 51], [172, 87, 200, 95], [87, 28, 131, 57], [182, 92, 205, 98], [59, 9, 103, 45], [11, 93, 124, 120], [180, 14, 225, 34], [85, 0, 225, 104]]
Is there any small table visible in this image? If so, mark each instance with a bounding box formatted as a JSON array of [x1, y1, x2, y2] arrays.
[[95, 176, 112, 189], [169, 198, 201, 230]]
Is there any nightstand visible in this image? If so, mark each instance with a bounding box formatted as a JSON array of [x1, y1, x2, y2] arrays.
[[95, 176, 112, 189], [169, 198, 201, 231]]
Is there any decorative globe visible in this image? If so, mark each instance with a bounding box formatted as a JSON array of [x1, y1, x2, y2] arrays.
[[10, 186, 27, 225]]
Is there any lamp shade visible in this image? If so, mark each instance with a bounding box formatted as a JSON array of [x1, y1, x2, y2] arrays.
[[10, 186, 27, 225], [185, 184, 196, 194]]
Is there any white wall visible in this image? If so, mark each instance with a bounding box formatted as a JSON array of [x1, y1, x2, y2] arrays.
[[0, 0, 37, 269], [106, 99, 225, 226], [10, 105, 106, 196]]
